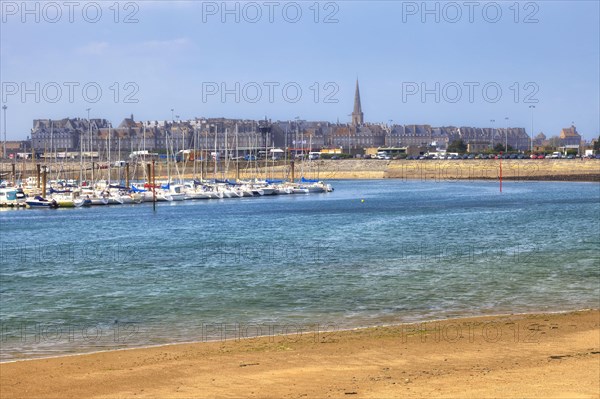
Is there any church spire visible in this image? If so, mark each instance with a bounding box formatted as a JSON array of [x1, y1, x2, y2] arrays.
[[351, 79, 364, 127]]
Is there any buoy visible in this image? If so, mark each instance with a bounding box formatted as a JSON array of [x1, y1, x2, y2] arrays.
[[361, 199, 365, 203]]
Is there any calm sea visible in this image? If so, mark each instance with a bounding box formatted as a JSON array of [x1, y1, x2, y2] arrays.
[[1, 180, 599, 361]]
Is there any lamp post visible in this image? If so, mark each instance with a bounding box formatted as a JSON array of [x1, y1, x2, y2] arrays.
[[176, 115, 180, 153], [504, 117, 509, 152], [294, 116, 299, 158], [571, 121, 575, 152], [348, 124, 351, 155], [529, 105, 535, 152], [490, 119, 495, 150], [81, 108, 90, 183], [86, 108, 92, 157], [347, 113, 352, 155], [49, 119, 53, 161], [285, 122, 289, 164], [2, 105, 7, 159]]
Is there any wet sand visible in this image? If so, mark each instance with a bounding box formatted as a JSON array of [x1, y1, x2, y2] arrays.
[[1, 309, 598, 398]]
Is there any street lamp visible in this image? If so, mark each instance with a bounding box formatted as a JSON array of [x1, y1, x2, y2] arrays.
[[504, 117, 509, 151], [2, 105, 7, 159], [80, 108, 90, 183], [490, 119, 495, 149], [529, 105, 536, 152], [87, 108, 93, 158], [294, 116, 299, 157], [175, 115, 180, 152], [347, 113, 352, 155]]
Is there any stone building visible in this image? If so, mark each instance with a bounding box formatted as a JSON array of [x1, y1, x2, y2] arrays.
[[559, 125, 582, 147]]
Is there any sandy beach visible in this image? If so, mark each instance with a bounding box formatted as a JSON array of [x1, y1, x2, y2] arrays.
[[1, 309, 598, 398]]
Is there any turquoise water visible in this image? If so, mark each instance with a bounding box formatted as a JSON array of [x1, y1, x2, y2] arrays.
[[1, 180, 599, 361]]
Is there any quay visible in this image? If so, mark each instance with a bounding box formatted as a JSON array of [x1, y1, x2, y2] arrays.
[[2, 159, 600, 184]]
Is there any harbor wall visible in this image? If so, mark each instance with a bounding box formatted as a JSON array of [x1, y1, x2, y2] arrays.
[[1, 160, 599, 182]]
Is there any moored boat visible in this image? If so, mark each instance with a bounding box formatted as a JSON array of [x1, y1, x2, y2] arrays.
[[26, 196, 59, 208], [0, 187, 27, 207]]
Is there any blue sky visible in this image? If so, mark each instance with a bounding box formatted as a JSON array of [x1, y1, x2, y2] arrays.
[[1, 1, 599, 140]]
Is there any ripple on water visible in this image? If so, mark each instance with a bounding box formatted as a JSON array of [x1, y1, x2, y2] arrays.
[[1, 180, 599, 360]]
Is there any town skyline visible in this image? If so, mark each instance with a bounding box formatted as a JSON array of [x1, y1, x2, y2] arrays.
[[1, 74, 598, 143], [6, 78, 594, 152]]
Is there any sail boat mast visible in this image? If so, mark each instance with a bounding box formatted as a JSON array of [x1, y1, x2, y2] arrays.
[[235, 123, 239, 181], [223, 127, 228, 180], [107, 123, 111, 184], [213, 124, 218, 180]]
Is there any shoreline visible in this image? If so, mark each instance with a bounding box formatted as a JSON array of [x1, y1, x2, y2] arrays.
[[1, 307, 596, 365], [2, 309, 598, 398]]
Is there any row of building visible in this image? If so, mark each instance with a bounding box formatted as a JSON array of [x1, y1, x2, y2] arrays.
[[5, 80, 587, 159], [23, 118, 582, 157]]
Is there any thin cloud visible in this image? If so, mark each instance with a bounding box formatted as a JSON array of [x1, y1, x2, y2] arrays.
[[76, 41, 110, 56], [141, 37, 192, 50]]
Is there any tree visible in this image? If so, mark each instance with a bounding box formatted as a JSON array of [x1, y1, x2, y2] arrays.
[[594, 136, 600, 152], [447, 139, 467, 153], [495, 143, 515, 152], [547, 136, 561, 149]]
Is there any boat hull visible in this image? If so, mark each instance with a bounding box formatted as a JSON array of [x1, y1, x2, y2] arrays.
[[26, 199, 59, 208]]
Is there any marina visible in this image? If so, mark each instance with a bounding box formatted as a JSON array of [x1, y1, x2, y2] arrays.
[[0, 178, 334, 209], [0, 157, 334, 209]]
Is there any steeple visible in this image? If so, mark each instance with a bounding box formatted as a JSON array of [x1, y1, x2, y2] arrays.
[[351, 79, 364, 127]]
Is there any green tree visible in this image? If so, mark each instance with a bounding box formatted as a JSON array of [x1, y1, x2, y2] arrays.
[[494, 144, 515, 153], [594, 136, 600, 152], [448, 139, 467, 153]]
